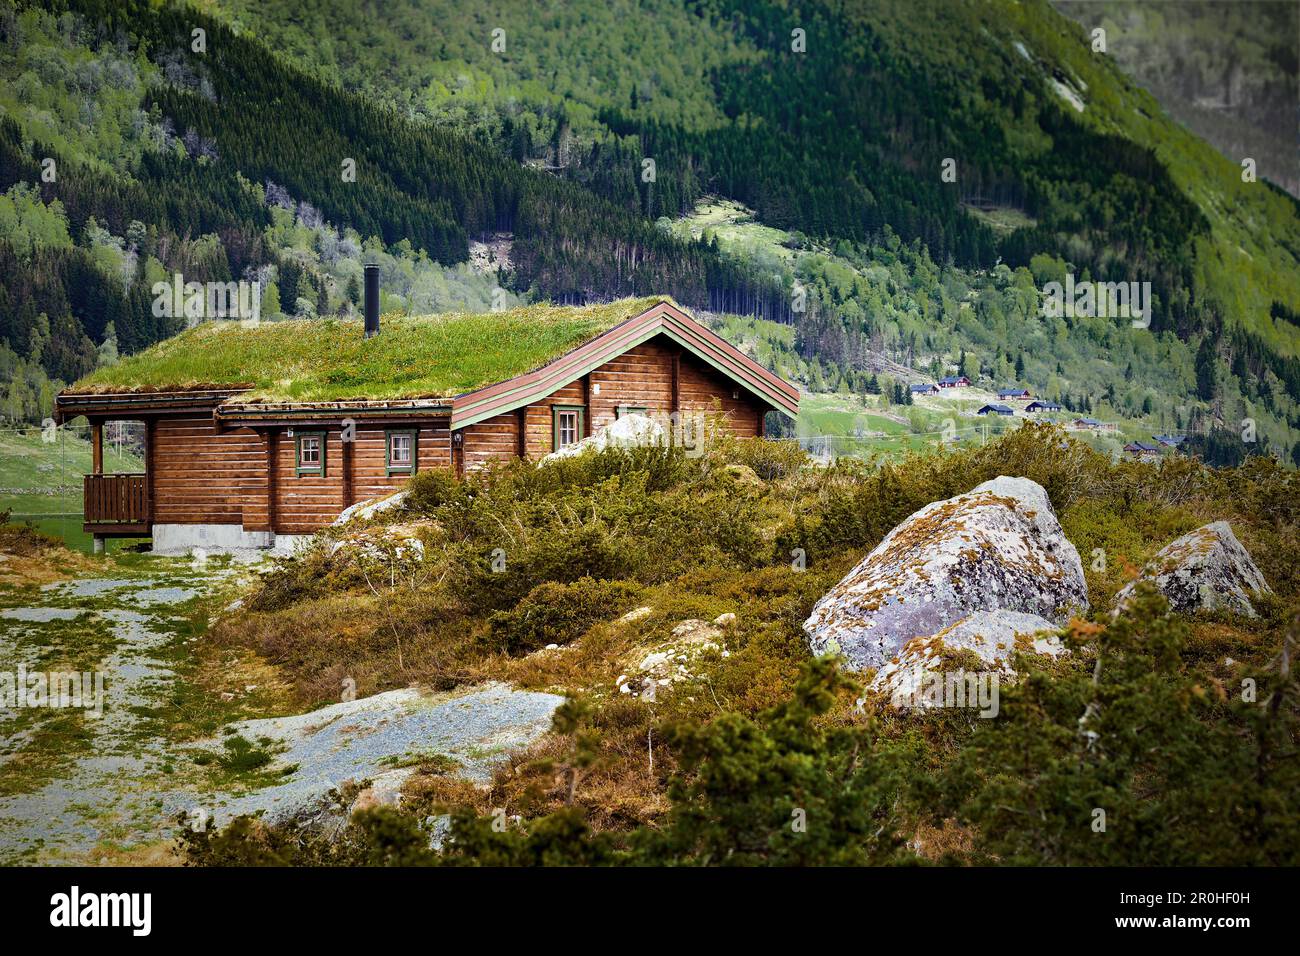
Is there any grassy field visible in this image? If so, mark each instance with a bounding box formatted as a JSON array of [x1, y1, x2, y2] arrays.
[[960, 202, 1038, 235], [668, 197, 801, 261], [0, 427, 146, 553], [797, 389, 1151, 463]]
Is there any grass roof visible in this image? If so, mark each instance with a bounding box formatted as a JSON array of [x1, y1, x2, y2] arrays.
[[68, 296, 675, 403]]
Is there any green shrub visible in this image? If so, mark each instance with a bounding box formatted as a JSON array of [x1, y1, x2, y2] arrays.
[[717, 436, 807, 481], [404, 467, 468, 512], [486, 577, 644, 654]]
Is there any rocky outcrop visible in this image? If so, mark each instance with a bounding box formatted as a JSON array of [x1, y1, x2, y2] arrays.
[[1113, 521, 1271, 618], [868, 610, 1063, 708], [804, 476, 1088, 671], [333, 489, 408, 526], [325, 519, 434, 577], [616, 617, 732, 701], [541, 413, 667, 463], [189, 683, 563, 826]]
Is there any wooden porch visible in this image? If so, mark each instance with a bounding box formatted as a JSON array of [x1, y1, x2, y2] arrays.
[[81, 420, 153, 539]]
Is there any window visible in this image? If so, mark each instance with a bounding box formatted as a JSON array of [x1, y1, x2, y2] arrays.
[[295, 431, 326, 476], [386, 429, 418, 476], [552, 405, 584, 451], [616, 406, 648, 420]]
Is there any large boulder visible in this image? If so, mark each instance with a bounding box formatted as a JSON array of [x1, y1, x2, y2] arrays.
[[868, 610, 1063, 710], [804, 476, 1088, 671], [540, 413, 667, 464], [1113, 521, 1271, 618]]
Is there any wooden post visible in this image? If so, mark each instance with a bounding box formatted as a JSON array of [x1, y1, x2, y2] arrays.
[[144, 418, 155, 523], [267, 430, 279, 533], [91, 421, 103, 474], [516, 408, 527, 459], [581, 374, 592, 438]]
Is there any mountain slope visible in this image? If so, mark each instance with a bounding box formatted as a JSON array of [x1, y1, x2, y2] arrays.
[[1, 0, 1298, 460], [200, 0, 1300, 347]]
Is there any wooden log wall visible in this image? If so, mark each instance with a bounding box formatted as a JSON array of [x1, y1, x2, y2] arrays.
[[459, 335, 765, 469]]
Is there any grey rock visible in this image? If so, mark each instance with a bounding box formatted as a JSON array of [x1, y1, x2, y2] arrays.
[[192, 682, 563, 826], [334, 489, 408, 526], [540, 413, 667, 464], [805, 476, 1088, 671], [868, 609, 1063, 707], [1113, 521, 1270, 618]]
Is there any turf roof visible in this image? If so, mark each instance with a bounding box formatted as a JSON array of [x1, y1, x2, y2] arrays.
[[68, 296, 675, 403]]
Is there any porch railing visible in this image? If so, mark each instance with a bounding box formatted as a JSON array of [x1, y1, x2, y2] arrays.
[[83, 473, 149, 525]]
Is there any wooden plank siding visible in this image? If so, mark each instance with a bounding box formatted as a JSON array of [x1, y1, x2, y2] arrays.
[[459, 335, 766, 469], [149, 416, 453, 534], [678, 348, 763, 437], [273, 424, 452, 533], [150, 416, 264, 526]]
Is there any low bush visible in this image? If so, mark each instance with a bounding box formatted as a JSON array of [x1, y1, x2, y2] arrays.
[[486, 577, 644, 654], [199, 426, 1300, 866]]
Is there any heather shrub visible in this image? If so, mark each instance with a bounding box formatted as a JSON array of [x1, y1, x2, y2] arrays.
[[486, 577, 644, 654]]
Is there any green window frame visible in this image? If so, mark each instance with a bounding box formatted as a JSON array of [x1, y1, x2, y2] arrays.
[[385, 428, 418, 476], [552, 405, 585, 452], [295, 430, 326, 476], [615, 405, 649, 420]]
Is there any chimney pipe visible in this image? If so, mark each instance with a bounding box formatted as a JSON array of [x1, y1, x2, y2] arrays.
[[364, 263, 380, 338]]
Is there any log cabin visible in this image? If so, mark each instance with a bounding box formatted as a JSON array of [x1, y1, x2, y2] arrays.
[[55, 294, 798, 554]]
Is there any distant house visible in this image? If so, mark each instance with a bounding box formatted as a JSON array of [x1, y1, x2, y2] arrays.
[[978, 403, 1015, 416], [938, 375, 970, 388], [910, 383, 939, 396], [997, 387, 1032, 400], [1073, 417, 1118, 432], [1025, 400, 1062, 413], [1154, 434, 1186, 448], [1124, 441, 1161, 458]]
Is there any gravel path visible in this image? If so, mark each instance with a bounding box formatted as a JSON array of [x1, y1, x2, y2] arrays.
[[0, 562, 562, 864]]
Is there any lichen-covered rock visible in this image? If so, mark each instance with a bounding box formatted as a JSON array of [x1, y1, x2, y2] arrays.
[[1113, 521, 1271, 618], [868, 610, 1063, 708], [325, 519, 434, 576], [333, 489, 408, 526], [540, 413, 667, 463], [618, 605, 653, 625], [720, 463, 765, 495], [804, 476, 1088, 671]]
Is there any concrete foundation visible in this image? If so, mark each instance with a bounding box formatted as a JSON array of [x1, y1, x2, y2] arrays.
[[150, 523, 307, 557]]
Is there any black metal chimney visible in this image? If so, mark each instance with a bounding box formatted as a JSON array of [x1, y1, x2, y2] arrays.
[[364, 263, 380, 338]]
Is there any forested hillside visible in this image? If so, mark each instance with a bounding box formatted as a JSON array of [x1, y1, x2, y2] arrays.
[[1055, 0, 1299, 198], [2, 0, 1299, 463]]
